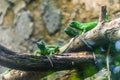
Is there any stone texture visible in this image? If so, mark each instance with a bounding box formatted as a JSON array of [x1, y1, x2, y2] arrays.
[[0, 0, 9, 25], [13, 9, 34, 44], [0, 9, 34, 51], [0, 28, 14, 49], [0, 10, 34, 50], [13, 0, 26, 14], [41, 0, 62, 35]]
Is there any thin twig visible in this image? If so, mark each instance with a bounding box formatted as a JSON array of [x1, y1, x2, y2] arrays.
[[106, 44, 111, 80], [46, 56, 53, 67]]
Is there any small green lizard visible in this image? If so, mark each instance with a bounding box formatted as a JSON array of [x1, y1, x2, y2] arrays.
[[64, 21, 98, 37], [64, 27, 79, 37], [65, 13, 109, 37], [70, 21, 98, 34], [35, 40, 60, 55]]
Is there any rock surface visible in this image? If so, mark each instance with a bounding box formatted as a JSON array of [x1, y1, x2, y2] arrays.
[[0, 9, 34, 51], [0, 0, 9, 25], [13, 0, 26, 14], [41, 0, 62, 35], [13, 9, 34, 44]]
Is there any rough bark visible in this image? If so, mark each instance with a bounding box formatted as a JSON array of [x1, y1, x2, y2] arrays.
[[0, 44, 95, 71]]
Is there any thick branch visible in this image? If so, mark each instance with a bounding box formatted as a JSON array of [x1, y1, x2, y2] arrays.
[[0, 45, 98, 71], [59, 6, 108, 53], [65, 8, 120, 52]]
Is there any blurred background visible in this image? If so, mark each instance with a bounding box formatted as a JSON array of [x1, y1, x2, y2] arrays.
[[0, 0, 120, 80]]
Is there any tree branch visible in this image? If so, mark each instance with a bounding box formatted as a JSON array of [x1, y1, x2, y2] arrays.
[[99, 6, 107, 22], [59, 6, 108, 53], [0, 45, 97, 71]]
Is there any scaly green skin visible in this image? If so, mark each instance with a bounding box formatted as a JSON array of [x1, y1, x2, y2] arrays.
[[64, 27, 79, 37], [70, 21, 83, 30], [35, 40, 60, 55], [65, 21, 98, 37], [70, 21, 98, 34], [80, 21, 98, 34], [69, 13, 109, 33]]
